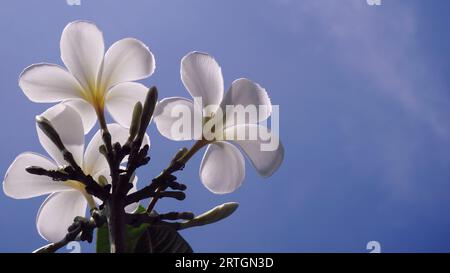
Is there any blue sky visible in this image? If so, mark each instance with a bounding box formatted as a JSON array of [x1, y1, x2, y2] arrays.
[[1, 0, 450, 253]]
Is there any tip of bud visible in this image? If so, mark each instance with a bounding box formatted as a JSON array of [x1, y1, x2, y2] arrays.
[[35, 115, 66, 151], [36, 114, 53, 124], [26, 166, 47, 175], [149, 86, 158, 97], [174, 192, 186, 201], [221, 202, 239, 211]]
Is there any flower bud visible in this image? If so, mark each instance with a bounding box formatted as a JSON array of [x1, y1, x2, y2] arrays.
[[138, 86, 158, 140], [98, 145, 107, 156], [179, 202, 239, 230], [36, 115, 65, 151], [32, 243, 54, 253], [129, 102, 143, 141], [97, 175, 108, 187]]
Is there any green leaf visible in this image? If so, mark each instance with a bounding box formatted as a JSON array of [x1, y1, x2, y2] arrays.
[[95, 205, 194, 253], [96, 223, 110, 253], [124, 223, 150, 252], [134, 205, 147, 214], [96, 205, 150, 253], [134, 225, 193, 253]]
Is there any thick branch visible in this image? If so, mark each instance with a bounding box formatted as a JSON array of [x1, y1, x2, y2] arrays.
[[97, 87, 158, 253]]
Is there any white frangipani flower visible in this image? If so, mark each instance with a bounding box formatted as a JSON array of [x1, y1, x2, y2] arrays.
[[2, 104, 146, 243], [153, 52, 284, 194], [19, 20, 155, 133]]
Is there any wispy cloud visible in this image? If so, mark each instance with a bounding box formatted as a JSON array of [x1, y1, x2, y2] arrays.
[[269, 0, 450, 137], [264, 0, 450, 201]]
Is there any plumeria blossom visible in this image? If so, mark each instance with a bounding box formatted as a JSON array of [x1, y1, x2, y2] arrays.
[[19, 20, 155, 133], [2, 105, 147, 243], [153, 52, 284, 194]]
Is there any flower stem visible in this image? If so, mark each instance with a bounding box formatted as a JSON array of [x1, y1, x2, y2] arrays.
[[95, 107, 127, 253], [95, 106, 109, 133], [179, 139, 210, 165]]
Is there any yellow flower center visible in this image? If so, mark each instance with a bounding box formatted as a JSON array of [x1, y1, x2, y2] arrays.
[[64, 180, 97, 209], [79, 79, 107, 113]]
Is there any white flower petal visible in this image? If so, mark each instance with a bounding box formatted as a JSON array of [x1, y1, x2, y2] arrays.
[[101, 38, 155, 90], [224, 124, 284, 177], [62, 99, 97, 134], [19, 63, 84, 103], [37, 104, 85, 167], [221, 78, 272, 128], [60, 20, 104, 92], [181, 52, 224, 114], [36, 191, 87, 243], [153, 97, 202, 141], [104, 82, 148, 128], [83, 123, 129, 176], [3, 152, 72, 199], [199, 142, 245, 194]]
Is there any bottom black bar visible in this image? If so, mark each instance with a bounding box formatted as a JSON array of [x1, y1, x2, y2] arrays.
[[0, 253, 447, 272]]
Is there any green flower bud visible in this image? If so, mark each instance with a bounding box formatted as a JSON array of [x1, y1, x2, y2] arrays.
[[138, 86, 158, 139], [98, 175, 109, 187], [129, 102, 143, 141], [179, 202, 239, 230], [35, 115, 65, 151]]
